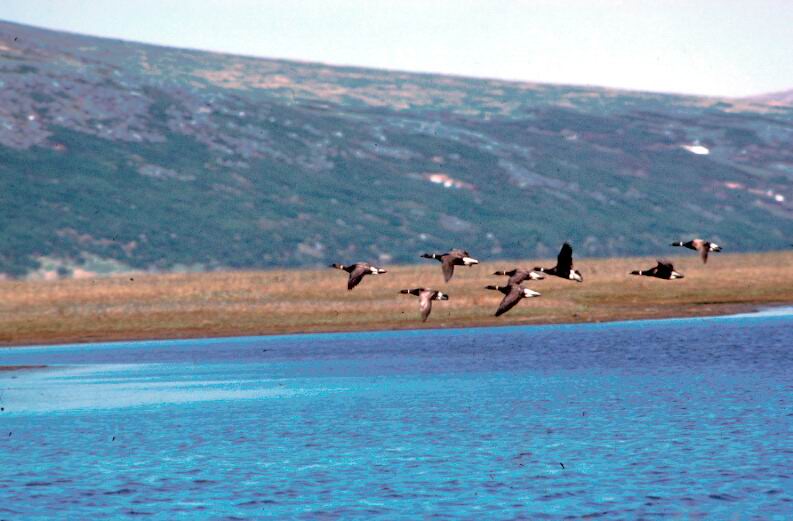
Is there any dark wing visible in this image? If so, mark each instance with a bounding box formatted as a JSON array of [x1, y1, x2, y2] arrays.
[[419, 291, 434, 322], [347, 264, 369, 290], [655, 260, 674, 278], [508, 269, 529, 285], [557, 242, 574, 272], [441, 256, 456, 282], [400, 288, 422, 296], [495, 286, 524, 316], [698, 243, 709, 263]]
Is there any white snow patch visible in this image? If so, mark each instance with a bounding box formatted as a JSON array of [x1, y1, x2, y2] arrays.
[[682, 144, 710, 155]]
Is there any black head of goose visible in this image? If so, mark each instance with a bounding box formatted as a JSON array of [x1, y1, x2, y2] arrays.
[[485, 284, 541, 316], [329, 262, 387, 290], [492, 268, 545, 285], [421, 249, 479, 282], [630, 259, 684, 280], [399, 288, 449, 322], [533, 242, 583, 282], [671, 239, 722, 263]]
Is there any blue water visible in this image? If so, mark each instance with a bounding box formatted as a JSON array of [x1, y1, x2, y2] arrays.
[[1, 311, 792, 519]]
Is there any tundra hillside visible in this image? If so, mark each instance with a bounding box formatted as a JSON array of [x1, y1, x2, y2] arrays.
[[1, 252, 792, 347], [1, 21, 793, 279]]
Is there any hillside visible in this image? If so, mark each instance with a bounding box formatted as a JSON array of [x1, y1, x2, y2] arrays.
[[1, 20, 792, 278], [747, 89, 793, 106]]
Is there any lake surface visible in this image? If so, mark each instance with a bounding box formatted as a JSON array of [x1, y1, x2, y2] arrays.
[[1, 311, 792, 519]]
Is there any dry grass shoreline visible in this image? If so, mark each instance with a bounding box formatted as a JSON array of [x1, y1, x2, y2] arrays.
[[1, 251, 792, 348]]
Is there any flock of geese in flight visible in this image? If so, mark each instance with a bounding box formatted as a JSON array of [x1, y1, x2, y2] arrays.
[[331, 238, 722, 322]]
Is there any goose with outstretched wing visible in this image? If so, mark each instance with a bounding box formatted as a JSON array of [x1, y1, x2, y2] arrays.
[[399, 288, 449, 322], [630, 259, 684, 280], [492, 267, 545, 285], [671, 239, 721, 263], [534, 242, 583, 282], [330, 262, 387, 290], [485, 284, 541, 316], [421, 249, 479, 282]]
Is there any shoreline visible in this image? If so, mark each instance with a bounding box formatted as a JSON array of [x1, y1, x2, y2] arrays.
[[2, 301, 791, 350], [2, 251, 793, 348], [0, 364, 47, 372], [2, 304, 793, 353]]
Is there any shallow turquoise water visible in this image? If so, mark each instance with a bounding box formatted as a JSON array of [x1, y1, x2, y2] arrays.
[[1, 311, 792, 519]]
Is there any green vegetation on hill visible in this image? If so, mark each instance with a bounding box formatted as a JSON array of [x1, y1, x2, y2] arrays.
[[1, 20, 792, 278]]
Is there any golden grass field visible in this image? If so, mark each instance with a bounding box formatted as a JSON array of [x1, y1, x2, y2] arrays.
[[1, 251, 792, 347]]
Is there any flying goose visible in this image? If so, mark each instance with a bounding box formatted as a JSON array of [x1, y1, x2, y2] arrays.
[[421, 249, 479, 282], [330, 262, 387, 290], [671, 239, 722, 263], [534, 242, 583, 282], [493, 268, 545, 285], [630, 260, 684, 280], [485, 284, 541, 316], [399, 288, 449, 322]]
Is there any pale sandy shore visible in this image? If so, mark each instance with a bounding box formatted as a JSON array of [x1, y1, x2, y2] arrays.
[[1, 251, 792, 348]]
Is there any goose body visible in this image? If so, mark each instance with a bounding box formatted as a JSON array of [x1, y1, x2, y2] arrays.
[[330, 262, 387, 290], [671, 239, 721, 263], [421, 249, 479, 282], [485, 284, 541, 316], [399, 288, 449, 322], [493, 268, 545, 285], [534, 242, 583, 282], [630, 260, 684, 280]]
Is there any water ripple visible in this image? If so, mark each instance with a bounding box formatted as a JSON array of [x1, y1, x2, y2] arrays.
[[1, 313, 792, 519]]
